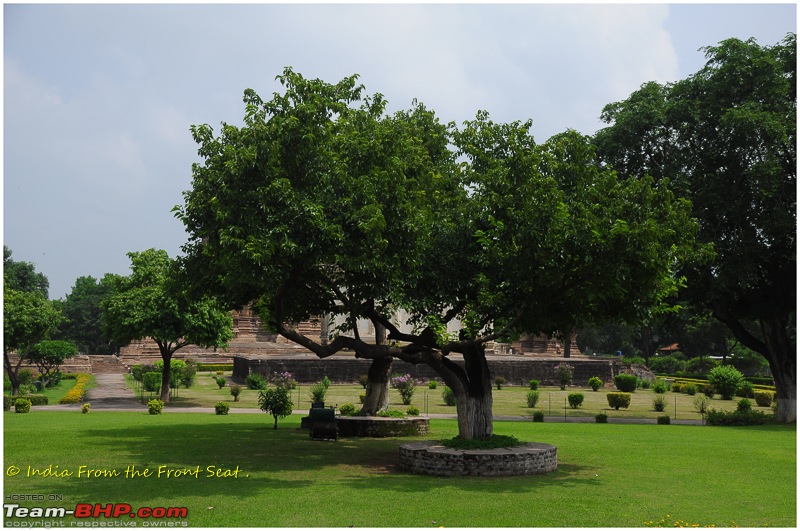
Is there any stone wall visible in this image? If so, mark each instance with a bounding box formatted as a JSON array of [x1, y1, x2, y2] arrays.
[[399, 441, 558, 476], [234, 354, 638, 387], [337, 416, 429, 437]]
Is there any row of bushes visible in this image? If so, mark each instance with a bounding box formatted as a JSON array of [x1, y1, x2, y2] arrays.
[[131, 360, 198, 390], [59, 373, 92, 404]]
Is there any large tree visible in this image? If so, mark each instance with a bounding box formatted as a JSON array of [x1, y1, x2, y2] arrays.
[[178, 68, 700, 439], [102, 249, 234, 403], [24, 339, 78, 388], [594, 34, 796, 421], [4, 246, 49, 298]]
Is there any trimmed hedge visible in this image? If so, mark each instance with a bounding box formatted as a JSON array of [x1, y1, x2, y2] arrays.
[[705, 409, 775, 426], [10, 394, 48, 406], [59, 374, 92, 404], [198, 363, 234, 372], [754, 390, 776, 407], [606, 392, 632, 410], [614, 374, 639, 393]]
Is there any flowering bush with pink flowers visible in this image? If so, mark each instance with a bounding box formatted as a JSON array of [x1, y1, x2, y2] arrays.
[[390, 374, 419, 405]]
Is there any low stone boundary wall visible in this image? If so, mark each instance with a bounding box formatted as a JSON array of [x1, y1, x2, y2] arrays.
[[399, 441, 557, 476], [337, 416, 429, 437], [235, 354, 634, 387]]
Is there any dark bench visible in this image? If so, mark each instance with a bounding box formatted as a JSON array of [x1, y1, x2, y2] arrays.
[[309, 406, 338, 441]]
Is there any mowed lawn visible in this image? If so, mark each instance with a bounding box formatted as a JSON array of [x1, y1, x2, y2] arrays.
[[3, 411, 795, 527]]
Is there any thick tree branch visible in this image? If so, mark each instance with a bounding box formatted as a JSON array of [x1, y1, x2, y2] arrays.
[[711, 303, 767, 356]]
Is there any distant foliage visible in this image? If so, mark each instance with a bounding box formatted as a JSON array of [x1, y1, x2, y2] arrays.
[[614, 374, 639, 392], [494, 375, 507, 390], [229, 384, 242, 402], [246, 373, 268, 390], [556, 363, 574, 390]]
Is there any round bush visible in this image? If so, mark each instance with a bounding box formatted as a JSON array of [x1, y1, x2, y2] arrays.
[[442, 387, 456, 406], [606, 392, 632, 410], [684, 356, 720, 377], [339, 403, 357, 416], [657, 415, 671, 425], [14, 398, 31, 413], [754, 390, 776, 407], [736, 398, 752, 412], [595, 413, 608, 423], [532, 411, 544, 422], [147, 399, 164, 415], [588, 376, 603, 391], [567, 393, 584, 409], [707, 365, 745, 400], [214, 402, 230, 415], [735, 380, 755, 398], [529, 379, 540, 390], [652, 380, 668, 394], [428, 380, 438, 390], [406, 406, 420, 416], [653, 395, 668, 412], [246, 373, 268, 390], [526, 389, 540, 408], [684, 384, 697, 396], [215, 376, 227, 389], [614, 374, 639, 392]]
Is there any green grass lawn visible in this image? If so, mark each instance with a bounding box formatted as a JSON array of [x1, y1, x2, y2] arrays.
[[154, 373, 771, 422], [3, 411, 795, 527]]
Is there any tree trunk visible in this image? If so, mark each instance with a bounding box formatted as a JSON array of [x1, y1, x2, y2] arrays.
[[451, 344, 493, 439], [360, 356, 392, 416], [4, 352, 22, 396], [760, 317, 796, 423], [562, 328, 573, 358], [273, 415, 279, 429], [159, 346, 173, 403]]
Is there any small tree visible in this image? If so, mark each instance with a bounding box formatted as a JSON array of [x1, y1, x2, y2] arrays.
[[24, 340, 78, 388], [258, 387, 294, 429], [707, 365, 745, 400], [556, 363, 573, 390], [390, 374, 418, 405], [102, 249, 233, 403]]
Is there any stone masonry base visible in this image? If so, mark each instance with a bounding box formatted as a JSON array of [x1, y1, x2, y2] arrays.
[[399, 441, 558, 476]]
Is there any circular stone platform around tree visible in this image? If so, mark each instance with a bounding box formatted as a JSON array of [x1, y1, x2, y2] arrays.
[[399, 441, 557, 476]]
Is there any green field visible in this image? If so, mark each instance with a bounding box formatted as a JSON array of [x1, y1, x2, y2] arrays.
[[145, 373, 773, 422], [3, 411, 795, 527]]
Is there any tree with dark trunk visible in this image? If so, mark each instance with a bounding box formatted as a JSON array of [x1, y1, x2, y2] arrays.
[[595, 34, 796, 421], [178, 69, 701, 439], [102, 249, 233, 403]]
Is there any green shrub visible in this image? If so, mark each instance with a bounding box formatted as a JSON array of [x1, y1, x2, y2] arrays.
[[657, 415, 671, 425], [526, 389, 540, 408], [653, 395, 668, 412], [736, 398, 752, 413], [215, 370, 224, 376], [648, 355, 686, 375], [358, 393, 365, 404], [529, 379, 540, 390], [442, 386, 456, 406], [376, 409, 405, 418], [14, 398, 31, 413], [197, 363, 233, 372], [494, 375, 507, 390], [428, 380, 438, 390], [81, 403, 91, 414], [606, 392, 632, 410], [684, 356, 720, 377], [339, 403, 357, 416], [309, 382, 328, 403], [322, 375, 331, 389], [639, 379, 652, 390], [390, 374, 418, 405], [532, 411, 544, 422], [180, 360, 198, 388], [246, 373, 267, 390], [707, 365, 745, 400], [652, 380, 668, 394], [622, 355, 647, 366], [11, 394, 48, 406], [147, 399, 164, 415], [3, 395, 11, 411], [567, 393, 584, 409], [406, 406, 420, 416], [693, 395, 711, 416], [736, 380, 755, 398], [671, 382, 684, 393], [556, 363, 573, 390], [595, 412, 608, 423], [142, 372, 162, 393], [18, 369, 36, 385], [214, 402, 230, 415], [588, 376, 603, 391], [215, 376, 227, 389], [705, 409, 774, 426], [702, 385, 715, 398], [357, 374, 369, 389], [229, 384, 241, 402], [441, 434, 520, 450], [754, 390, 776, 407], [684, 383, 697, 396], [614, 374, 639, 392]]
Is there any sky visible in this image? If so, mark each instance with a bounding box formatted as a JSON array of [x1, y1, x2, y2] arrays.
[[3, 2, 796, 300]]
